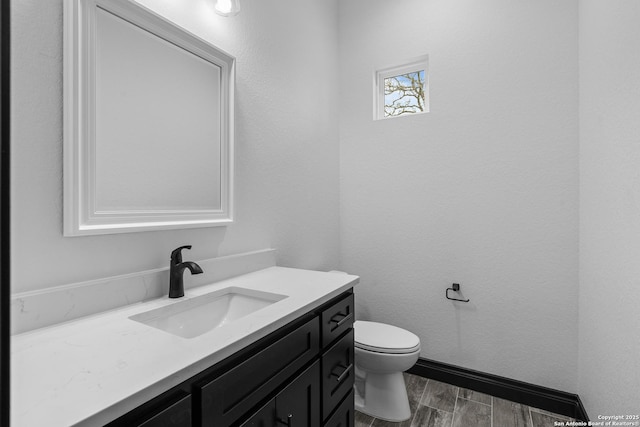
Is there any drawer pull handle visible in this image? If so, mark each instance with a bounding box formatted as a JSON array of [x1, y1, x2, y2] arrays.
[[277, 414, 293, 426], [331, 363, 353, 383], [329, 313, 353, 329]]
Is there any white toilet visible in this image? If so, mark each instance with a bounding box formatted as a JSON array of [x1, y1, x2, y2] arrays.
[[353, 320, 421, 422]]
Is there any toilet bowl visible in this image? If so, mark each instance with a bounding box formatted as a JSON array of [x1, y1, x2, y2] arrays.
[[353, 320, 421, 422]]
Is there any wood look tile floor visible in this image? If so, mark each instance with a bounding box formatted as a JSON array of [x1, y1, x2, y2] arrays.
[[355, 373, 575, 427]]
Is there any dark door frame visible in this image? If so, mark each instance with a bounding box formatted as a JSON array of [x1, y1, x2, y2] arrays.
[[1, 0, 11, 425]]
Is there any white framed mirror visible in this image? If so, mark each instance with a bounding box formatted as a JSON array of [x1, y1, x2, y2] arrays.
[[63, 0, 234, 236]]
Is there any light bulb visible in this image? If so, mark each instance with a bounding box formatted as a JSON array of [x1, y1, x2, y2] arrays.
[[215, 0, 240, 16]]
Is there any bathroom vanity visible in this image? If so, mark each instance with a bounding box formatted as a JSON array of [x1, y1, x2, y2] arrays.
[[109, 290, 355, 426], [11, 266, 358, 427]]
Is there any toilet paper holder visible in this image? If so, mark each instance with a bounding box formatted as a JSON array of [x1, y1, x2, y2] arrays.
[[446, 283, 470, 303]]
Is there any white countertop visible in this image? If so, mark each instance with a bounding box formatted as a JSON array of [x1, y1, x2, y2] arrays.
[[11, 267, 359, 427]]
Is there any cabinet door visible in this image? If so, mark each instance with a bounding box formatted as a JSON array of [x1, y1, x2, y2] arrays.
[[323, 391, 354, 427], [275, 362, 321, 427], [240, 399, 276, 427]]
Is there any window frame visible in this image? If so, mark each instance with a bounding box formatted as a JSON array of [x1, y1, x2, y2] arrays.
[[374, 55, 429, 120]]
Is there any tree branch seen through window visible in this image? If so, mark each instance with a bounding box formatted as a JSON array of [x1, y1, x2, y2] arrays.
[[384, 70, 425, 117]]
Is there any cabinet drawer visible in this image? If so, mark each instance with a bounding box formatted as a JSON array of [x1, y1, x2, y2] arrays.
[[199, 316, 320, 426], [323, 390, 354, 427], [138, 394, 191, 427], [321, 330, 354, 421], [321, 293, 354, 348]]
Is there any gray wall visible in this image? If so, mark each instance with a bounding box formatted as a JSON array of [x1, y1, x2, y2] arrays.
[[338, 0, 580, 392], [579, 0, 640, 415], [11, 0, 341, 293]]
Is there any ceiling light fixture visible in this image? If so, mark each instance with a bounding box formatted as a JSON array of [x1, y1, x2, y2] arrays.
[[215, 0, 241, 17]]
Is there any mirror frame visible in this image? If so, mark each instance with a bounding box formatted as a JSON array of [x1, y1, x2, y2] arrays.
[[63, 0, 234, 236]]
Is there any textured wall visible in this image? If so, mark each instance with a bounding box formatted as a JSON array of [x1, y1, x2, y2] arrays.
[[338, 0, 580, 392], [579, 0, 640, 415], [11, 0, 340, 293]]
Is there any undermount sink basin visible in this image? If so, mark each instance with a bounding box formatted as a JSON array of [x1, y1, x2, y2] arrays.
[[129, 287, 288, 338]]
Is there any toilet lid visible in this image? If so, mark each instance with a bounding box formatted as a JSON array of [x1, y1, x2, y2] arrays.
[[354, 321, 420, 354]]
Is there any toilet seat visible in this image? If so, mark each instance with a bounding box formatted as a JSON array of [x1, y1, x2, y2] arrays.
[[354, 321, 420, 354]]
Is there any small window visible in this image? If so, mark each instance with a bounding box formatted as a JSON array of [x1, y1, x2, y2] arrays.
[[374, 55, 429, 120]]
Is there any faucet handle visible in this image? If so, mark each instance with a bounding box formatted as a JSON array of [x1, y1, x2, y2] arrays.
[[170, 245, 192, 264]]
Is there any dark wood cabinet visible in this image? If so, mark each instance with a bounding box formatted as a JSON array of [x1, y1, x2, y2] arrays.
[[241, 362, 320, 427], [323, 391, 355, 427], [321, 294, 354, 348], [108, 289, 355, 427], [275, 362, 320, 427], [199, 317, 320, 426], [137, 394, 192, 427], [321, 330, 354, 421], [239, 400, 275, 427]]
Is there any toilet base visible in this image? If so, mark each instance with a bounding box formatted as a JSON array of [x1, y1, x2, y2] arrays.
[[354, 371, 411, 422]]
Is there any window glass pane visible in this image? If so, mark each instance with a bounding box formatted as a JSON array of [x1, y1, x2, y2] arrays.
[[383, 70, 425, 117]]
